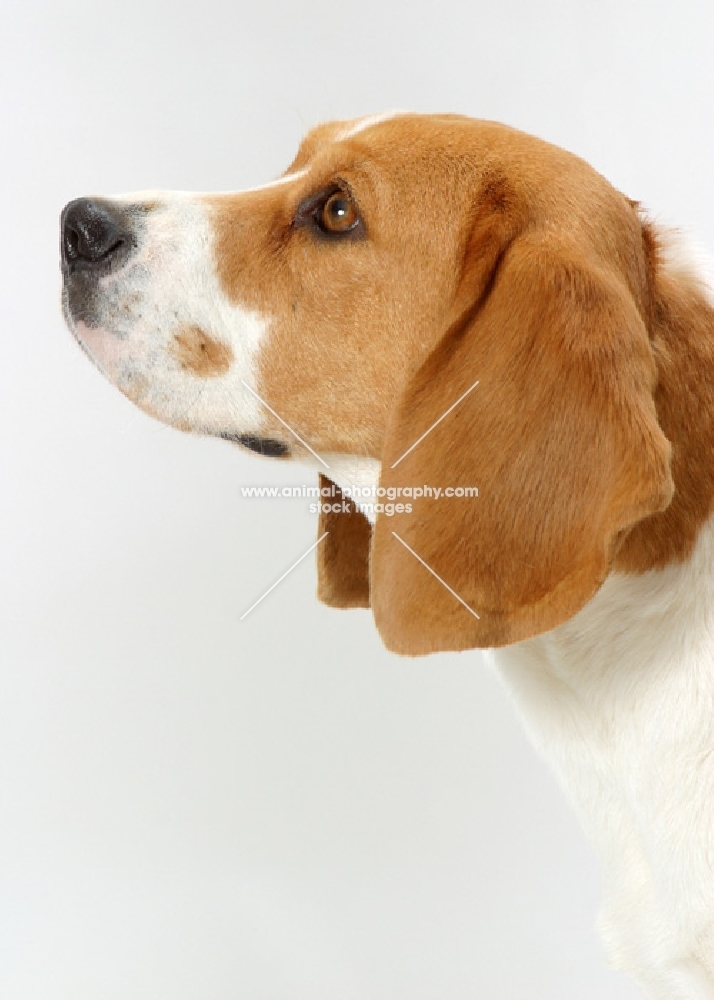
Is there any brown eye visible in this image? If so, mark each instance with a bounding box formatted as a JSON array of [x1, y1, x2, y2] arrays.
[[318, 191, 359, 234]]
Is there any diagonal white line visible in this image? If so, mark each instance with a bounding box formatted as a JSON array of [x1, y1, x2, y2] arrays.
[[391, 532, 480, 619], [241, 380, 330, 469], [240, 531, 330, 620], [390, 381, 479, 469]]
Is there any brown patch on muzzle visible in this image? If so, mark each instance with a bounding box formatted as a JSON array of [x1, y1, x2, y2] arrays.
[[170, 325, 233, 376]]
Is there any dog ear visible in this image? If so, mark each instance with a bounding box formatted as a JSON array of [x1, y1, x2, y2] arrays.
[[370, 232, 674, 654], [316, 475, 372, 608]]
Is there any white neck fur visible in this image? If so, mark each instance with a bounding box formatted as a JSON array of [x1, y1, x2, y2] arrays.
[[491, 514, 714, 996]]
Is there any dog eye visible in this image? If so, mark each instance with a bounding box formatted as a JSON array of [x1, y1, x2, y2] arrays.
[[316, 191, 359, 234]]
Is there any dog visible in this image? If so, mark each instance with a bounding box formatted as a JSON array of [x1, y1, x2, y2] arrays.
[[60, 112, 714, 997]]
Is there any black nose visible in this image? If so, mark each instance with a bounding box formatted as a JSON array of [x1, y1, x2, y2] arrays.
[[61, 198, 132, 272]]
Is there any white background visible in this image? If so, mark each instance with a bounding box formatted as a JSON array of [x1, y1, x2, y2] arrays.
[[1, 1, 713, 997]]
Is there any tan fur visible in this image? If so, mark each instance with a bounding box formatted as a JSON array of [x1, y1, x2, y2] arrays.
[[169, 325, 233, 377], [316, 475, 372, 608], [204, 115, 714, 652], [372, 233, 674, 652], [615, 221, 714, 573]]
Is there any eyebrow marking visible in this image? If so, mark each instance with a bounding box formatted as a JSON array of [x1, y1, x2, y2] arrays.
[[337, 111, 404, 141]]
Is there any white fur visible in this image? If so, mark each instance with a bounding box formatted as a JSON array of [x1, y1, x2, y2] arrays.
[[306, 454, 381, 521], [655, 223, 714, 308], [67, 194, 270, 437], [491, 521, 714, 996], [337, 111, 404, 141], [489, 230, 714, 997], [230, 167, 309, 195], [112, 168, 308, 201]]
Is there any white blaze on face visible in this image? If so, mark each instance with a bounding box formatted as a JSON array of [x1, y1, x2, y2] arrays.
[[69, 192, 269, 436], [336, 111, 405, 141]]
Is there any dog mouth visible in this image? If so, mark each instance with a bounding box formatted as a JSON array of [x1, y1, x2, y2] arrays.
[[219, 433, 290, 458], [60, 195, 290, 459]]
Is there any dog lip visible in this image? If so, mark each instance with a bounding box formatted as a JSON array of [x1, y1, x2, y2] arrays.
[[219, 433, 290, 458]]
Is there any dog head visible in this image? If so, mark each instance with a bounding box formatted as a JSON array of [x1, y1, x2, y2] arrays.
[[62, 112, 682, 652]]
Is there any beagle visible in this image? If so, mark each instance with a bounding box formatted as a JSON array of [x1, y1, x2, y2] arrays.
[[60, 112, 714, 997]]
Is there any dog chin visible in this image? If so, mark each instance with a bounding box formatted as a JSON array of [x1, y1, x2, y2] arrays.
[[72, 320, 124, 380]]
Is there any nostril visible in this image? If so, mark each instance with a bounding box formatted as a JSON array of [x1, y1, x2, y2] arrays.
[[63, 224, 81, 260], [60, 197, 133, 272]]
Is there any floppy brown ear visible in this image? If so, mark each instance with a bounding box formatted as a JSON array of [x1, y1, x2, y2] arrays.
[[371, 233, 674, 654], [316, 475, 372, 608]]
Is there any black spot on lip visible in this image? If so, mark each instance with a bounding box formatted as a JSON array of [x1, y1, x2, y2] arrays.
[[220, 433, 290, 457]]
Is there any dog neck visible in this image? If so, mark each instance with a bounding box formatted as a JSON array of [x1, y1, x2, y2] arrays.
[[491, 514, 714, 992]]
